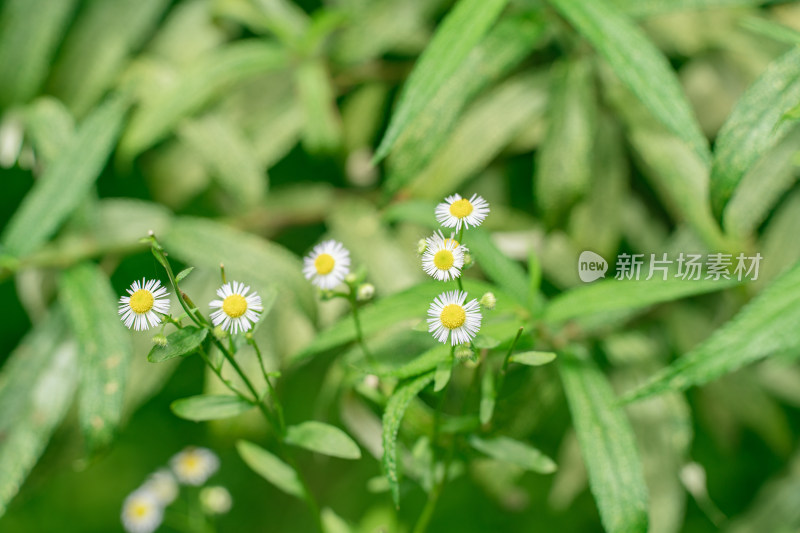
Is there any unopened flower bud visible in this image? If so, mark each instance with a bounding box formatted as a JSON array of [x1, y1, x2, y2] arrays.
[[463, 252, 474, 268], [357, 283, 375, 301], [345, 273, 358, 284], [151, 334, 168, 347], [455, 344, 474, 361], [200, 486, 232, 515], [212, 325, 227, 340], [417, 239, 428, 255], [480, 292, 496, 310], [319, 289, 335, 300]]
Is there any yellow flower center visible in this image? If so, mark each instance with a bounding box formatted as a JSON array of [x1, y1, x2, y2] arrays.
[[132, 502, 149, 518], [222, 294, 247, 318], [314, 253, 335, 275], [434, 250, 455, 270], [440, 304, 466, 330], [449, 199, 473, 219], [129, 290, 154, 314]]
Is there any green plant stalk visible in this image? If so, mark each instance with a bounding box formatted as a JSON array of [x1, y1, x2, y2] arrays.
[[496, 327, 524, 395]]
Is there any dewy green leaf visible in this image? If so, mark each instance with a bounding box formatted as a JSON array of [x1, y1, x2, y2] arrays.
[[148, 326, 208, 363], [624, 262, 800, 402], [236, 440, 305, 498], [382, 371, 435, 508], [0, 310, 78, 518], [373, 0, 509, 161], [545, 276, 739, 324], [60, 263, 133, 452], [546, 0, 710, 165], [469, 435, 556, 474], [559, 348, 649, 533], [510, 351, 557, 366], [285, 421, 362, 460], [171, 394, 254, 421], [1, 95, 128, 258], [709, 46, 800, 222]]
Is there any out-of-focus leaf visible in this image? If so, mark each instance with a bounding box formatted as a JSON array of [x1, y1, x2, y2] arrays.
[[709, 46, 800, 222], [120, 41, 288, 158], [613, 0, 765, 17], [0, 0, 76, 106], [60, 263, 133, 452], [479, 366, 496, 425], [171, 394, 254, 421], [739, 15, 800, 46], [48, 0, 169, 116], [559, 348, 649, 533], [384, 13, 546, 195], [148, 327, 208, 363], [0, 311, 78, 518], [382, 371, 435, 508], [758, 189, 800, 287], [536, 58, 595, 223], [407, 71, 548, 198], [468, 229, 530, 308], [285, 421, 362, 459], [469, 435, 556, 474], [545, 277, 738, 324], [179, 114, 267, 206], [22, 97, 75, 165], [374, 0, 509, 161], [214, 0, 309, 44], [321, 507, 353, 533], [473, 335, 500, 349], [236, 440, 305, 498], [624, 262, 800, 402], [163, 216, 315, 317], [547, 0, 709, 166], [510, 351, 557, 366], [433, 358, 452, 392], [1, 95, 128, 257], [296, 60, 343, 153]]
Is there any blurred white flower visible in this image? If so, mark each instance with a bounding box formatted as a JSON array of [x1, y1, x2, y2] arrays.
[[119, 279, 170, 331], [200, 485, 233, 515], [209, 281, 263, 334], [121, 489, 163, 533], [427, 291, 482, 346], [303, 240, 351, 290], [170, 447, 220, 486], [421, 231, 465, 282], [141, 469, 178, 506], [435, 193, 490, 231]]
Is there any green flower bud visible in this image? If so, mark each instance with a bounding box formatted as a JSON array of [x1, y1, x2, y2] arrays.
[[480, 292, 496, 310], [151, 334, 168, 347], [454, 343, 474, 361], [357, 283, 375, 301], [417, 238, 428, 255]]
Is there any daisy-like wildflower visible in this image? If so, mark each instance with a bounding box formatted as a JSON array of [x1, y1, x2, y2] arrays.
[[141, 469, 178, 506], [421, 231, 465, 281], [170, 447, 220, 486], [427, 291, 482, 346], [121, 489, 164, 533], [303, 240, 351, 290], [119, 279, 170, 331], [435, 193, 490, 231], [209, 281, 263, 334], [200, 486, 233, 515]]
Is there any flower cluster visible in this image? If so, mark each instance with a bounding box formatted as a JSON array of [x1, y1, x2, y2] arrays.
[[121, 447, 229, 533], [423, 194, 491, 346]]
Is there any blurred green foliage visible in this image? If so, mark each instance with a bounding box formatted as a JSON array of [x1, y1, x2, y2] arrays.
[[2, 0, 800, 532]]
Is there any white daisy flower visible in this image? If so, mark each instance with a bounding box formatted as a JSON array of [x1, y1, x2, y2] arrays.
[[121, 489, 164, 533], [209, 281, 263, 334], [302, 240, 351, 290], [200, 486, 233, 515], [427, 291, 482, 346], [421, 231, 465, 281], [170, 446, 220, 486], [118, 279, 170, 331], [141, 469, 178, 506], [435, 193, 490, 230]]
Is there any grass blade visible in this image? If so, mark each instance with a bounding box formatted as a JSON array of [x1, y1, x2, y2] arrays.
[[373, 0, 509, 161], [559, 348, 649, 533]]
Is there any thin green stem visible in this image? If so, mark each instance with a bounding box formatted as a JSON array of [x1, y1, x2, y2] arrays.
[[496, 327, 524, 397], [248, 337, 286, 435], [349, 291, 374, 364]]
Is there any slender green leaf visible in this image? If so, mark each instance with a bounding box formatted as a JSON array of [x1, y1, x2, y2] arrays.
[[374, 0, 509, 161], [739, 16, 800, 46], [171, 394, 254, 421], [469, 435, 556, 474], [296, 60, 343, 153], [613, 0, 766, 17], [479, 366, 496, 425], [545, 276, 739, 324], [382, 371, 435, 508], [710, 46, 800, 221], [60, 263, 133, 452], [468, 229, 530, 308], [433, 358, 453, 392], [147, 327, 207, 363], [1, 95, 128, 257], [472, 335, 500, 350], [624, 261, 800, 402], [236, 440, 304, 498], [510, 351, 557, 366], [559, 349, 649, 533], [547, 0, 710, 165], [321, 507, 353, 533], [22, 97, 75, 164], [175, 267, 194, 283], [0, 311, 78, 518], [285, 421, 362, 459]]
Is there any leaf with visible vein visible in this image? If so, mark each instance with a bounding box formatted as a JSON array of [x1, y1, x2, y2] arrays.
[[148, 326, 207, 363], [285, 421, 361, 459], [171, 394, 254, 421], [237, 440, 305, 498], [469, 435, 556, 474], [559, 349, 649, 533]]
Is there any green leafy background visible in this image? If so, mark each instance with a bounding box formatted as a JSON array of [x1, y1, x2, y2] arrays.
[[2, 0, 800, 532]]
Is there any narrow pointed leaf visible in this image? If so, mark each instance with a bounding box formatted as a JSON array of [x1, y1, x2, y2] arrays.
[[510, 351, 557, 366], [479, 366, 496, 425], [171, 394, 254, 421], [285, 421, 361, 459], [147, 326, 208, 363], [237, 440, 304, 498], [469, 435, 556, 474]]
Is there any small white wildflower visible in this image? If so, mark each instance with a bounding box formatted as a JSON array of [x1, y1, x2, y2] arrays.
[[141, 469, 178, 506], [435, 193, 490, 231], [209, 281, 263, 334], [427, 291, 482, 346], [200, 486, 233, 515], [303, 240, 351, 290], [170, 447, 220, 486], [421, 231, 465, 282], [118, 279, 170, 331], [121, 489, 163, 533]]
